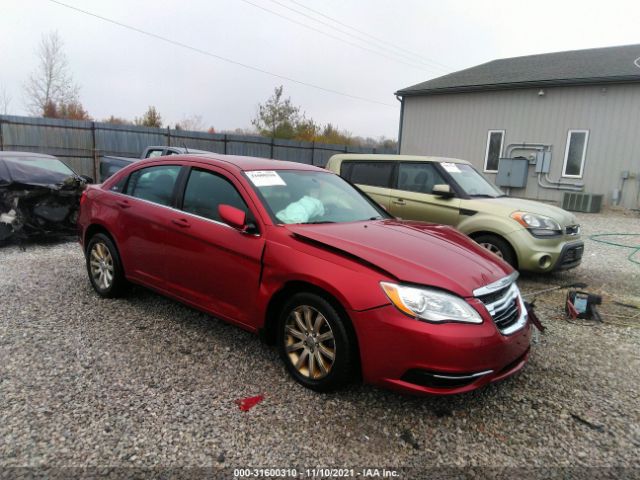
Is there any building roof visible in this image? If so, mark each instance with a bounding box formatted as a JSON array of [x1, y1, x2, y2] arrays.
[[396, 44, 640, 96]]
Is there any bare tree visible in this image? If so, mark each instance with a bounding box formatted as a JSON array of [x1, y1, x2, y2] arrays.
[[24, 31, 79, 116], [176, 114, 205, 132], [0, 85, 10, 115]]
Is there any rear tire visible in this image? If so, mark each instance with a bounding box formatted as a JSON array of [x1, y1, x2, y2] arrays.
[[86, 233, 127, 298], [277, 292, 356, 392], [474, 234, 516, 267]]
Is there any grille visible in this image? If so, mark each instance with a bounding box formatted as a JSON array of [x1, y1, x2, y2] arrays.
[[561, 244, 584, 266], [565, 225, 580, 235], [492, 298, 520, 330], [476, 286, 510, 305], [479, 283, 522, 334]]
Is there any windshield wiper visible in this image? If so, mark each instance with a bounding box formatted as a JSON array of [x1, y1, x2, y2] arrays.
[[302, 221, 336, 224], [469, 194, 500, 198]]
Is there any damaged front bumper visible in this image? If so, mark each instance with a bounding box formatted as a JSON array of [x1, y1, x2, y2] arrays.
[[0, 177, 86, 243]]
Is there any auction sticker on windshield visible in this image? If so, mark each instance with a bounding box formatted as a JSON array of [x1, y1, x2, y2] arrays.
[[246, 171, 286, 187], [441, 162, 461, 173]]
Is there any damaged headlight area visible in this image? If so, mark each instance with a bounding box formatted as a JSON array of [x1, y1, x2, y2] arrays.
[[0, 153, 88, 244]]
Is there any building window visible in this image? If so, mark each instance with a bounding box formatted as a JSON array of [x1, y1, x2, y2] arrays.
[[562, 130, 589, 178], [484, 130, 504, 172]]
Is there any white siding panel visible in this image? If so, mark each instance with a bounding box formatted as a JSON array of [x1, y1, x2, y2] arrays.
[[400, 84, 640, 209]]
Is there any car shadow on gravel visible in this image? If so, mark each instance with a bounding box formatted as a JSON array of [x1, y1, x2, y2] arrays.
[[0, 234, 77, 249], [98, 280, 528, 411]]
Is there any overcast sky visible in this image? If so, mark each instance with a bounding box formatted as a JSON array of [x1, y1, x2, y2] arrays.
[[1, 0, 640, 138]]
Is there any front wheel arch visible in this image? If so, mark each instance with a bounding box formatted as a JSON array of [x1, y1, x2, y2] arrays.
[[85, 232, 128, 297], [469, 231, 518, 269], [263, 281, 361, 377], [277, 291, 358, 391]]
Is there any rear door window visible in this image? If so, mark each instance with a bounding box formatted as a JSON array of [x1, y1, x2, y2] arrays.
[[396, 163, 447, 194], [126, 165, 181, 206], [181, 168, 248, 222], [109, 175, 128, 193], [342, 161, 393, 188]]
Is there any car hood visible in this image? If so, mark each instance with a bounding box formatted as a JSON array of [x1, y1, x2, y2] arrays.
[[285, 220, 512, 298], [468, 197, 578, 227]]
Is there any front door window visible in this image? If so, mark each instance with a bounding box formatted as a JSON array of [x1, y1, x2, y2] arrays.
[[397, 162, 447, 194]]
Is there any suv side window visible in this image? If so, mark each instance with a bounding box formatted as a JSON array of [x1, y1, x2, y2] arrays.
[[182, 169, 248, 222], [126, 165, 181, 206], [342, 161, 393, 188], [397, 162, 447, 194]]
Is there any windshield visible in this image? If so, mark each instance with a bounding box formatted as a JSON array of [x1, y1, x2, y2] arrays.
[[1, 155, 77, 186], [246, 170, 388, 224], [4, 156, 75, 176], [443, 163, 504, 197]]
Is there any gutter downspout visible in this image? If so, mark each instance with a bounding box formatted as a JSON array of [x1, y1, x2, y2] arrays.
[[396, 95, 404, 154]]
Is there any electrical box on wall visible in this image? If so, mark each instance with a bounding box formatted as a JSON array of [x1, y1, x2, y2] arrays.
[[534, 151, 552, 173], [496, 158, 529, 188]]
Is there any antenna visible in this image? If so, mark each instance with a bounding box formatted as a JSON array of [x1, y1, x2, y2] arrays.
[[182, 142, 189, 154]]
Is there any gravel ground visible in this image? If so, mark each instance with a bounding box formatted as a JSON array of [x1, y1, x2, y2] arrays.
[[1, 211, 639, 476]]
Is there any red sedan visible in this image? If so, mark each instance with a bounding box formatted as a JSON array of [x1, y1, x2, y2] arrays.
[[77, 154, 531, 395]]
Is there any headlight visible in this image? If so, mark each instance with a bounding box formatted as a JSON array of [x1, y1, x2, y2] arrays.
[[511, 211, 562, 236], [380, 282, 482, 324]]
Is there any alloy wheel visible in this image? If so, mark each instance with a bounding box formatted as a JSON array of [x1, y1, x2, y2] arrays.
[[89, 242, 114, 290], [479, 242, 504, 258], [284, 305, 336, 380]]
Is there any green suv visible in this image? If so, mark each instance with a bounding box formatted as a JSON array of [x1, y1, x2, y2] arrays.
[[326, 154, 584, 273]]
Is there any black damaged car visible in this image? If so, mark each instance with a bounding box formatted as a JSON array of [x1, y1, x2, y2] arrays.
[[0, 152, 91, 243]]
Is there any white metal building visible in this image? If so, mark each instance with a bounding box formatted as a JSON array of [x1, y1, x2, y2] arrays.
[[395, 44, 640, 210]]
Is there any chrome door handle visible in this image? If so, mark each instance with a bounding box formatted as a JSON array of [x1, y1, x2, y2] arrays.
[[392, 199, 406, 206], [171, 218, 190, 228]]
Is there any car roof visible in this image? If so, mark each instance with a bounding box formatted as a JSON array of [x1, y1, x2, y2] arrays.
[[141, 153, 323, 172], [0, 151, 58, 160], [329, 154, 471, 165], [148, 146, 212, 154]]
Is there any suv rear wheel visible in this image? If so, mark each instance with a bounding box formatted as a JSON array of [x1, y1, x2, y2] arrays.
[[277, 292, 356, 392]]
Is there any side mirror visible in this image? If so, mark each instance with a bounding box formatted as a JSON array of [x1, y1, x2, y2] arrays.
[[432, 184, 454, 198], [218, 204, 248, 231], [80, 175, 94, 184]]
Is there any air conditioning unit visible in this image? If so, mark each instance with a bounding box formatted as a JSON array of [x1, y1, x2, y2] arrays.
[[562, 192, 603, 213]]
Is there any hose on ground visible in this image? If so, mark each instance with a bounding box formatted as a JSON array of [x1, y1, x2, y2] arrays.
[[589, 233, 640, 265]]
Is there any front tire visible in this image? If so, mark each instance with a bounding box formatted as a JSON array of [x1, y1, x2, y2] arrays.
[[277, 293, 356, 392], [474, 233, 516, 267], [86, 233, 127, 298]]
